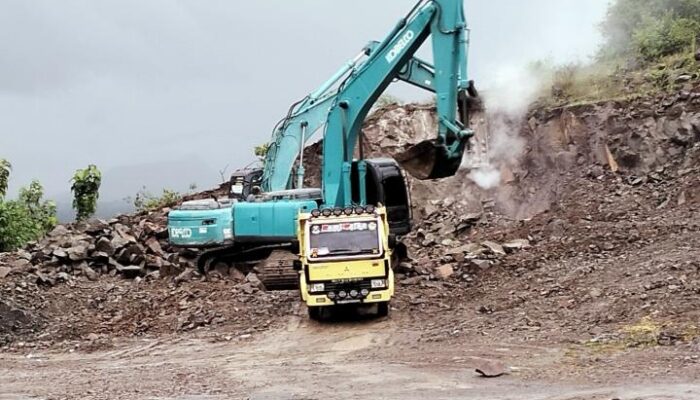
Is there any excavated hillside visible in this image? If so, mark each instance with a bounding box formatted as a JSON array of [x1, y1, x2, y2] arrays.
[[1, 84, 699, 367], [301, 89, 700, 345]]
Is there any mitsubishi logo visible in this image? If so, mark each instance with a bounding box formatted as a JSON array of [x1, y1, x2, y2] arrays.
[[344, 266, 350, 273]]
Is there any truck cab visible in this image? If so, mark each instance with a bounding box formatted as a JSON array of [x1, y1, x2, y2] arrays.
[[297, 205, 394, 320]]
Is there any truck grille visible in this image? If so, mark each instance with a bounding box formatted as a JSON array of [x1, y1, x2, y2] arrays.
[[323, 281, 372, 293]]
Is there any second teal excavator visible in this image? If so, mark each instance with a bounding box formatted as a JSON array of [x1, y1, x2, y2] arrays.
[[168, 0, 481, 289]]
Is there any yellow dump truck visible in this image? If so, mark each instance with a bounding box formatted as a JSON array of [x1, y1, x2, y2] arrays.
[[297, 205, 395, 320]]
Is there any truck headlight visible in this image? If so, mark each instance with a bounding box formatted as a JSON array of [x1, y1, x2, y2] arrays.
[[371, 279, 387, 289], [309, 283, 325, 293]]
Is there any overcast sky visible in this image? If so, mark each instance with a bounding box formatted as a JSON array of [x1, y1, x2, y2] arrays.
[[0, 0, 609, 205]]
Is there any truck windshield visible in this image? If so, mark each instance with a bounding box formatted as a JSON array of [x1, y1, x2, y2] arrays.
[[308, 220, 381, 259]]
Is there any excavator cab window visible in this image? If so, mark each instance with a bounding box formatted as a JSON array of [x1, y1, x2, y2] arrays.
[[229, 168, 264, 201], [352, 159, 412, 236], [382, 174, 411, 233]]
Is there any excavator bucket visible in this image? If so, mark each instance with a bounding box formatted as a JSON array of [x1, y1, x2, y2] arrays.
[[395, 140, 463, 180], [397, 86, 484, 180]]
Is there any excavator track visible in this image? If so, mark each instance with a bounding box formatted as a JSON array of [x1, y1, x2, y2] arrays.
[[254, 250, 299, 291], [197, 244, 299, 291]]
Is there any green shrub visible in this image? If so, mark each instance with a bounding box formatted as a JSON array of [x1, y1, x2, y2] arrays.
[[133, 187, 181, 212], [19, 180, 57, 233], [601, 0, 700, 61], [551, 64, 579, 100], [0, 180, 57, 252], [634, 15, 700, 60], [254, 143, 270, 162], [0, 159, 10, 198], [0, 201, 39, 252]]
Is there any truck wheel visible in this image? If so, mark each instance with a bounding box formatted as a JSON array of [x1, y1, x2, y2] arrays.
[[377, 302, 390, 318], [308, 307, 322, 321]]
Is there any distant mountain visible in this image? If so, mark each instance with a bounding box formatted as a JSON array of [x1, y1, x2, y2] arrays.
[[53, 157, 221, 222]]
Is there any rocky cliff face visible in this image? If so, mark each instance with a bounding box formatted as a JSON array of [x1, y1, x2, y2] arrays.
[[312, 87, 700, 223]]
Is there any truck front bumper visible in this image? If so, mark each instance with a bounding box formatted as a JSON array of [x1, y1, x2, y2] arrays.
[[304, 288, 392, 307]]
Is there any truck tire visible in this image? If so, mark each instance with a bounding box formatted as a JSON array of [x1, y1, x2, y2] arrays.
[[377, 302, 390, 318], [308, 307, 322, 321]]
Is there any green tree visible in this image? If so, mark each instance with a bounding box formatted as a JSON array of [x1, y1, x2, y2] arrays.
[[71, 165, 102, 221], [254, 143, 270, 162], [19, 180, 58, 233], [0, 179, 57, 252], [600, 0, 700, 60], [0, 159, 10, 198], [633, 15, 700, 60]]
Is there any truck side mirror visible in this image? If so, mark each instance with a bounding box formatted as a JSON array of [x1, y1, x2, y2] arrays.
[[293, 260, 303, 271]]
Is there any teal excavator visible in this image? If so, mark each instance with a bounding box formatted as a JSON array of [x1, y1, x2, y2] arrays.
[[168, 0, 480, 289]]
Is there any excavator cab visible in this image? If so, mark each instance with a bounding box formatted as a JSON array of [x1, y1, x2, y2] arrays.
[[351, 159, 412, 236], [228, 168, 263, 201]]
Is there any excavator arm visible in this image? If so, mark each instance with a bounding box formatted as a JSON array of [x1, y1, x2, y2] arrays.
[[321, 0, 474, 207], [260, 44, 438, 193], [262, 0, 474, 195], [261, 46, 373, 192], [261, 93, 337, 193]]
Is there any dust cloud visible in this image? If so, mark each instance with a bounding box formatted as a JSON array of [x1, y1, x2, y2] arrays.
[[468, 165, 501, 189], [467, 65, 550, 189]]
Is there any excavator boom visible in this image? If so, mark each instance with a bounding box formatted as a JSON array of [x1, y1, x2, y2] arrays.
[[321, 0, 474, 206], [261, 0, 475, 198]]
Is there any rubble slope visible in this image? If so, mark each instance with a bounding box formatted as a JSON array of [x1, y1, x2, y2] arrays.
[[1, 86, 699, 351]]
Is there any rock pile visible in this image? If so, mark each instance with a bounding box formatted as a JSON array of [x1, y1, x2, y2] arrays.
[[398, 205, 530, 285], [0, 210, 192, 286], [391, 192, 531, 284]]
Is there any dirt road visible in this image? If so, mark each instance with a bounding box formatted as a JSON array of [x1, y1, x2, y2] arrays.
[[2, 305, 699, 400]]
